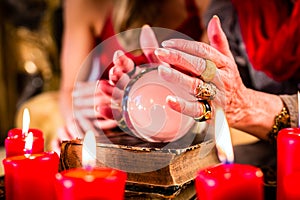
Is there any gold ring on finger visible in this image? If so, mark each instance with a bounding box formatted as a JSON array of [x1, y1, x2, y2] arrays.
[[194, 82, 217, 100], [200, 59, 217, 82], [193, 100, 212, 122]]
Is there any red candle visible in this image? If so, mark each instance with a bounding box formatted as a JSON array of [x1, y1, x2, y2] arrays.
[[196, 163, 264, 200], [2, 151, 59, 200], [55, 167, 127, 200], [282, 172, 300, 200], [5, 128, 44, 157], [277, 128, 300, 200], [195, 109, 264, 200], [55, 130, 127, 200], [5, 108, 44, 157]]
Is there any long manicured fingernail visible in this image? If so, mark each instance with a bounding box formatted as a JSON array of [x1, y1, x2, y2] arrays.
[[166, 95, 177, 103], [161, 40, 175, 47], [154, 48, 170, 57], [113, 50, 124, 63], [166, 95, 180, 109], [213, 15, 221, 26], [159, 65, 171, 73], [158, 65, 172, 80], [95, 105, 100, 112]]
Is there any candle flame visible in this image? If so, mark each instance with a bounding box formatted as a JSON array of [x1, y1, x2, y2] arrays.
[[82, 130, 97, 169], [215, 108, 234, 164], [298, 91, 300, 128], [24, 132, 33, 157], [22, 108, 30, 136]]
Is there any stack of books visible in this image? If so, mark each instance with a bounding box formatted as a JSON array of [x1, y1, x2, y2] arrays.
[[59, 127, 220, 199]]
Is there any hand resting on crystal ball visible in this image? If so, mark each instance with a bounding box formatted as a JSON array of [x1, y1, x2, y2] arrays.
[[154, 16, 298, 141], [99, 25, 196, 142], [100, 16, 298, 142]]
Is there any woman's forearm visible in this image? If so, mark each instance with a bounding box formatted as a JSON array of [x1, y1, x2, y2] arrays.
[[229, 88, 284, 140]]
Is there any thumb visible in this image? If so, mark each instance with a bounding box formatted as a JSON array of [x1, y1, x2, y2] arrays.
[[207, 15, 234, 60], [139, 24, 160, 63]]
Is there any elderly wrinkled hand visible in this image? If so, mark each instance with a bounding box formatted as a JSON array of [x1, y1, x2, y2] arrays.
[[154, 16, 247, 124]]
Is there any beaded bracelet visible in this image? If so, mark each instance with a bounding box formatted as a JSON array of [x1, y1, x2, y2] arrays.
[[268, 105, 291, 143]]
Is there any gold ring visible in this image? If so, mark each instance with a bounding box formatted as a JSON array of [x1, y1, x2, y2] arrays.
[[200, 59, 217, 82], [194, 82, 217, 100], [194, 100, 212, 122]]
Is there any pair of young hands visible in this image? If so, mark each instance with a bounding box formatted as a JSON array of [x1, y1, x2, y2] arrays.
[[58, 16, 244, 144]]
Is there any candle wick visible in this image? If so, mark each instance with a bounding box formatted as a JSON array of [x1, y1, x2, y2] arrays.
[[84, 164, 93, 172], [24, 148, 32, 158], [224, 160, 233, 165], [22, 131, 28, 138], [83, 165, 94, 176]]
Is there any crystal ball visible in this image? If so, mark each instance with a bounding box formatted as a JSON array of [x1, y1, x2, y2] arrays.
[[120, 67, 195, 142]]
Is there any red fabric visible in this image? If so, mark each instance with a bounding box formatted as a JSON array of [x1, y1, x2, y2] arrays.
[[96, 15, 148, 79], [97, 0, 203, 79], [176, 0, 204, 42], [231, 0, 300, 81]]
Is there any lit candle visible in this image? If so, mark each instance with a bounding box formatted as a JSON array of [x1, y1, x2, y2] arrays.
[[2, 132, 59, 200], [5, 108, 44, 157], [277, 91, 300, 200], [55, 130, 127, 200], [195, 109, 264, 200]]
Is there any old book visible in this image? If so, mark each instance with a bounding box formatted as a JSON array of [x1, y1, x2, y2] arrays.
[[59, 127, 219, 198], [124, 181, 197, 200]]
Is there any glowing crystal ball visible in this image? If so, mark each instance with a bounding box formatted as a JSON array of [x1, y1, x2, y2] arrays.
[[120, 67, 195, 142]]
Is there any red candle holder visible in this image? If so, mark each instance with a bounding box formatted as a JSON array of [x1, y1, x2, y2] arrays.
[[55, 167, 127, 200], [2, 151, 59, 200], [196, 163, 264, 200], [277, 128, 300, 200], [5, 128, 44, 157]]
